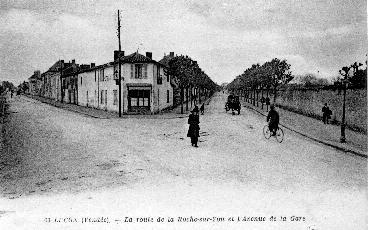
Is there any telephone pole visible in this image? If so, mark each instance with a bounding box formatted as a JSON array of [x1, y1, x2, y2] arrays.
[[117, 10, 122, 117]]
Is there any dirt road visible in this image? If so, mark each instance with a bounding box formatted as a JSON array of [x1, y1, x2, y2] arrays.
[[0, 94, 365, 230]]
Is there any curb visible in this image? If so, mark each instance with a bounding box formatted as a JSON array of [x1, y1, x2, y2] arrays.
[[23, 95, 191, 120], [242, 103, 367, 158], [23, 95, 108, 119]]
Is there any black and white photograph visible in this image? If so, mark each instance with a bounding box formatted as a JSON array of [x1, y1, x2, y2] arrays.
[[0, 0, 366, 229]]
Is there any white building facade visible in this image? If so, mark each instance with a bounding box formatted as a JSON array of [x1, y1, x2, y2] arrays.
[[78, 52, 174, 114]]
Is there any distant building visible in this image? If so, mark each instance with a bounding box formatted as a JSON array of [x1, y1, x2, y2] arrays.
[[42, 60, 65, 101], [28, 70, 42, 96]]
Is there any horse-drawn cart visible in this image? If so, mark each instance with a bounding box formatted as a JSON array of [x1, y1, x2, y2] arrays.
[[225, 95, 241, 115]]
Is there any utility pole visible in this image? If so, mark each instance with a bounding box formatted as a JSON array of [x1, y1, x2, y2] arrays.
[[117, 10, 122, 117]]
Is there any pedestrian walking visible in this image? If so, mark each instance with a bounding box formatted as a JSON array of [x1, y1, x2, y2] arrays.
[[200, 103, 204, 115], [322, 103, 332, 124], [187, 106, 200, 147]]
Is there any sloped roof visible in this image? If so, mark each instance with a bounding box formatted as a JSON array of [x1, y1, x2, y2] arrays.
[[62, 63, 80, 77], [119, 52, 154, 63], [48, 60, 63, 72], [158, 55, 173, 67]]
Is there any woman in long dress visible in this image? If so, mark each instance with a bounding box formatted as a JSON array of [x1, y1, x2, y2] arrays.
[[187, 106, 200, 147]]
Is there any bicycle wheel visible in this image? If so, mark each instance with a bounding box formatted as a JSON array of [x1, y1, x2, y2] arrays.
[[275, 127, 284, 143], [263, 125, 271, 139]]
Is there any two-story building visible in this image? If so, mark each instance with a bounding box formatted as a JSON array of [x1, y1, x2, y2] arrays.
[[78, 51, 174, 114], [28, 70, 42, 96], [42, 60, 64, 101]]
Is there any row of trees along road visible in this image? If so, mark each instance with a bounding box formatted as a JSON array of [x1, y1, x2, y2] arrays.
[[226, 58, 293, 103], [166, 55, 219, 114]]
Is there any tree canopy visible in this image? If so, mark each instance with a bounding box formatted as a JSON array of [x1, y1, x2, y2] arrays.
[[167, 55, 218, 91], [227, 58, 294, 96]]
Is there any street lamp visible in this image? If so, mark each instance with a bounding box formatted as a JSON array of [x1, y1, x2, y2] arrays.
[[338, 66, 351, 143]]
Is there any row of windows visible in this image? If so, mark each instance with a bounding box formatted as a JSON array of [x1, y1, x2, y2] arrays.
[[80, 64, 171, 85], [85, 89, 170, 106], [96, 89, 118, 106]]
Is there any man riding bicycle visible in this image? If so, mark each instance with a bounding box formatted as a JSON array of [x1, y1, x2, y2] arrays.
[[267, 104, 279, 136]]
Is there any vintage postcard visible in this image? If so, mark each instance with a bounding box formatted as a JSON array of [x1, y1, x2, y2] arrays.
[[0, 0, 366, 229]]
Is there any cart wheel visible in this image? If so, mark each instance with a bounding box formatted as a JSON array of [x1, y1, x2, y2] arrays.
[[263, 125, 271, 139]]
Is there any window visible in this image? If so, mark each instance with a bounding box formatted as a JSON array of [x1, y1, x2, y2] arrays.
[[113, 90, 118, 105], [99, 69, 104, 81], [95, 71, 96, 82], [167, 90, 169, 103], [132, 64, 147, 79], [80, 77, 82, 85], [128, 90, 150, 107], [157, 66, 162, 84], [135, 64, 143, 78], [105, 90, 107, 105], [167, 74, 169, 82]]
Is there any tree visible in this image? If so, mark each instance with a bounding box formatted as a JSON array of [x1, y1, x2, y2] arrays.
[[263, 58, 293, 102], [349, 62, 366, 89], [167, 55, 218, 113]]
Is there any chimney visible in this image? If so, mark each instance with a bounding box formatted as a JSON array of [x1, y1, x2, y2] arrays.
[[146, 52, 152, 59], [169, 52, 174, 57], [72, 59, 75, 64], [114, 50, 125, 60], [91, 63, 95, 68]]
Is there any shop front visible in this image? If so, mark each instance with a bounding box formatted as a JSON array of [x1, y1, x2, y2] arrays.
[[127, 84, 152, 113]]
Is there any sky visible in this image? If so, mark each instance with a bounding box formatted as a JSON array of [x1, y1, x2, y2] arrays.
[[0, 0, 366, 85]]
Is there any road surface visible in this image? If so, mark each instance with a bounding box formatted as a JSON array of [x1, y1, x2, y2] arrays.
[[0, 93, 366, 230]]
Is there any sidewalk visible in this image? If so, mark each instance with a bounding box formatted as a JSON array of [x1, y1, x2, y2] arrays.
[[241, 98, 367, 157]]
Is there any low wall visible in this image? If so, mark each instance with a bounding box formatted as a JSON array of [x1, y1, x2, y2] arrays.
[[273, 88, 366, 133]]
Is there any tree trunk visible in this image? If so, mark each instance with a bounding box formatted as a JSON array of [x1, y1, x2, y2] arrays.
[[181, 87, 184, 114], [186, 87, 189, 111], [266, 88, 269, 111], [261, 88, 264, 109], [190, 86, 192, 108], [199, 88, 201, 104]]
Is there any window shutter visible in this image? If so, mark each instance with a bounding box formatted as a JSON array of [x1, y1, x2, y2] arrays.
[[144, 64, 147, 78], [131, 65, 134, 78]]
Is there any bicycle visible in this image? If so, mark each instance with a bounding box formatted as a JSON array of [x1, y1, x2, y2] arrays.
[[263, 124, 284, 143]]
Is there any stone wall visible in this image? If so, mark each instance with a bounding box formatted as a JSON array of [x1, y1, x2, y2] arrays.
[[273, 88, 367, 133]]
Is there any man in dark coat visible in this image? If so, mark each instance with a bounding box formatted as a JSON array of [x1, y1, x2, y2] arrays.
[[187, 106, 200, 147], [322, 103, 332, 124], [267, 104, 279, 136], [200, 103, 204, 115]]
